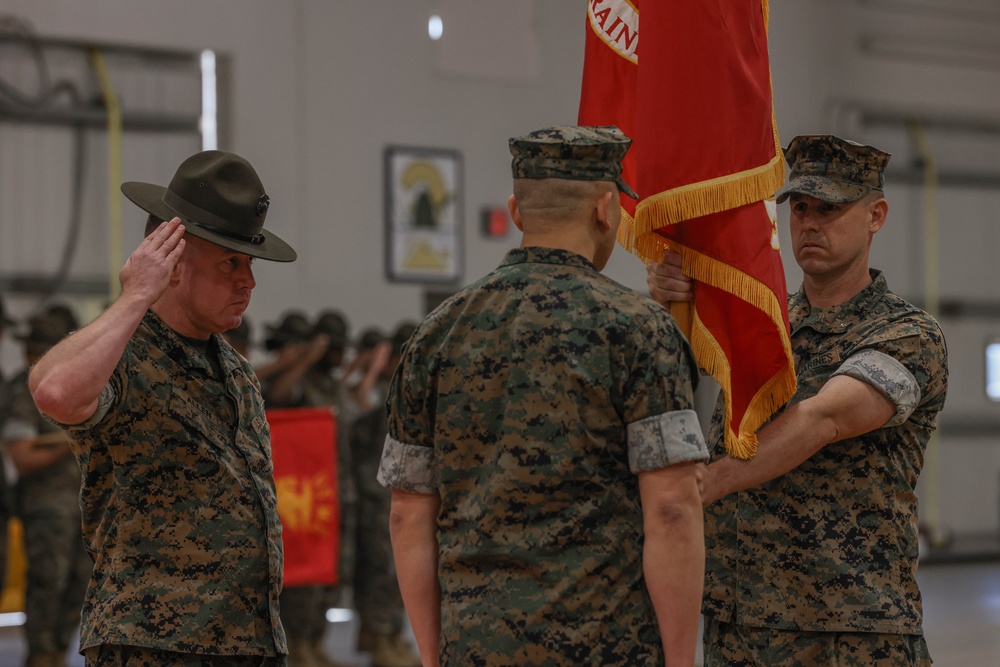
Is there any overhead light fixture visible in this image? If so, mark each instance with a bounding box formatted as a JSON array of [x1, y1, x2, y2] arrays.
[[428, 14, 444, 41], [200, 50, 218, 151]]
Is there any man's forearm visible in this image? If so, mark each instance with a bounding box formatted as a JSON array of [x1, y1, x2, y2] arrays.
[[639, 467, 705, 666], [644, 505, 704, 666], [389, 491, 442, 666], [705, 401, 830, 503], [29, 292, 149, 425], [704, 375, 896, 504]]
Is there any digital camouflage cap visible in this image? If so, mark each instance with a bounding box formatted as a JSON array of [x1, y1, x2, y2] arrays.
[[775, 134, 891, 204], [509, 125, 638, 199]]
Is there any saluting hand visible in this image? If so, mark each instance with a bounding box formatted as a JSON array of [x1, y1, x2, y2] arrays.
[[646, 249, 694, 306], [119, 218, 187, 306]]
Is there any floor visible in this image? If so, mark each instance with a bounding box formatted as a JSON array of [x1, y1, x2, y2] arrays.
[[0, 561, 997, 666]]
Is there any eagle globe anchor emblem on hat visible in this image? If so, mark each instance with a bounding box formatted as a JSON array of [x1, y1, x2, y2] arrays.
[[121, 150, 297, 262]]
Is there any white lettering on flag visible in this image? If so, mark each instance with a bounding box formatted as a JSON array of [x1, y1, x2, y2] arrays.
[[588, 0, 639, 63]]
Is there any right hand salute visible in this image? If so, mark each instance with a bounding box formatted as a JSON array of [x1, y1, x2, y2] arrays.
[[646, 249, 694, 305], [30, 218, 188, 426], [119, 218, 187, 306]]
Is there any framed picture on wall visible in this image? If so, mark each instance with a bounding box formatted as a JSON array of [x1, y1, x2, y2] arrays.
[[384, 145, 463, 284]]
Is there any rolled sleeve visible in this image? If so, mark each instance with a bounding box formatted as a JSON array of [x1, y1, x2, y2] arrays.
[[627, 408, 708, 473], [832, 348, 920, 427], [377, 434, 438, 495], [42, 381, 117, 431]]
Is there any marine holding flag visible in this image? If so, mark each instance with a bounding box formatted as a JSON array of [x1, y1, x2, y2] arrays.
[[650, 137, 948, 665], [579, 0, 796, 460], [583, 2, 948, 664]]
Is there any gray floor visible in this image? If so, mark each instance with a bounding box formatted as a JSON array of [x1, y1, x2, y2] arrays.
[[0, 561, 998, 666]]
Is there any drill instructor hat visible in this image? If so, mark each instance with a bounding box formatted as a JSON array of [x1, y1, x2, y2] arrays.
[[121, 150, 297, 262]]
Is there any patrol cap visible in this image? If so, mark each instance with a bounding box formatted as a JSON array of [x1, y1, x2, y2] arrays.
[[314, 310, 349, 348], [390, 321, 418, 357], [264, 310, 313, 350], [356, 327, 385, 353], [44, 303, 79, 332], [17, 312, 71, 355], [509, 125, 638, 199], [775, 135, 891, 204]]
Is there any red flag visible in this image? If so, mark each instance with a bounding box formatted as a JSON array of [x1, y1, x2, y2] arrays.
[[578, 0, 638, 221], [268, 407, 340, 586], [579, 0, 795, 459]]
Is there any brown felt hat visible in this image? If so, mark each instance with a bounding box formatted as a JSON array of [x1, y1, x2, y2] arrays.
[[121, 150, 297, 262]]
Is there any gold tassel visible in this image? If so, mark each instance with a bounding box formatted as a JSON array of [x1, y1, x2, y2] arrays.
[[630, 155, 784, 240], [689, 305, 796, 459]]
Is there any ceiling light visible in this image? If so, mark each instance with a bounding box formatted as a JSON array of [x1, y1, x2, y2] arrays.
[[428, 14, 443, 41]]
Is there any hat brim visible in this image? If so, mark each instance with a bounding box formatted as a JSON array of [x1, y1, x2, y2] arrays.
[[616, 177, 638, 200], [775, 176, 871, 205], [122, 181, 297, 262]]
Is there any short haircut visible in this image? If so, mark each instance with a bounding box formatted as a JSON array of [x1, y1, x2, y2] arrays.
[[513, 178, 615, 226], [861, 189, 885, 204]]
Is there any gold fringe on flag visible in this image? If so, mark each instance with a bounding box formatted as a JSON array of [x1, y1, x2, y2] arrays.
[[624, 152, 785, 251], [616, 206, 638, 253], [609, 0, 792, 458], [620, 215, 797, 459], [691, 304, 796, 459]]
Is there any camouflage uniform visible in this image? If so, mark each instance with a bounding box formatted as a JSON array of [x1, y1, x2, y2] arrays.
[[702, 270, 948, 666], [52, 311, 286, 658], [81, 645, 285, 667], [2, 368, 91, 660], [0, 296, 17, 588], [261, 314, 351, 667], [273, 366, 349, 656], [379, 245, 707, 666], [349, 374, 404, 637], [0, 369, 11, 582], [312, 309, 355, 613]]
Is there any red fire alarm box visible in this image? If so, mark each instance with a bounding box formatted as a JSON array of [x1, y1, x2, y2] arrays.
[[481, 206, 509, 238]]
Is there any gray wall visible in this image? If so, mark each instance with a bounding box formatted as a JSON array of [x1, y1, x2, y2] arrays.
[[2, 0, 1000, 535]]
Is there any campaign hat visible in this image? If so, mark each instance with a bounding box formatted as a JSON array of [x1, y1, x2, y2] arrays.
[[122, 150, 296, 262]]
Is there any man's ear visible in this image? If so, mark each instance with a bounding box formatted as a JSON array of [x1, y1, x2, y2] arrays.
[[594, 190, 615, 233], [868, 197, 889, 234], [508, 194, 524, 232], [169, 247, 186, 285]]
